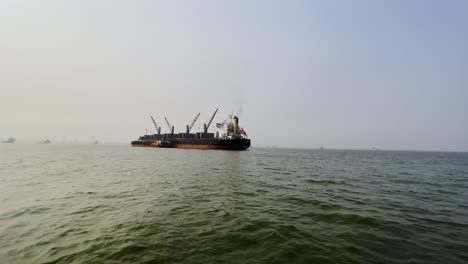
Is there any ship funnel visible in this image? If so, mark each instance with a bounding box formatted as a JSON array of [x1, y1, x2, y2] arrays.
[[233, 116, 239, 133]]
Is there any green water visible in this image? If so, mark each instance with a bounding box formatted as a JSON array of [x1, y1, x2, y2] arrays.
[[0, 144, 467, 263]]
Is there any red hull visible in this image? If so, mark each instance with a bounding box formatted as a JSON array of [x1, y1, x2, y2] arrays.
[[170, 144, 247, 150]]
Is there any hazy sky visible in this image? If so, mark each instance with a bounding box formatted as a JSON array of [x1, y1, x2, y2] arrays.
[[1, 0, 467, 151]]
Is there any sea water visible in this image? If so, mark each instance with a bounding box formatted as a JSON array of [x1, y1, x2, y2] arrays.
[[0, 144, 467, 263]]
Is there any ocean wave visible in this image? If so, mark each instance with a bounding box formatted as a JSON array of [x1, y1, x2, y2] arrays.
[[1, 147, 467, 263]]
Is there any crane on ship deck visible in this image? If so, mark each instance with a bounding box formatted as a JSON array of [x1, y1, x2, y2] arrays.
[[164, 117, 174, 134], [186, 113, 200, 134], [204, 108, 219, 133], [151, 116, 161, 135]]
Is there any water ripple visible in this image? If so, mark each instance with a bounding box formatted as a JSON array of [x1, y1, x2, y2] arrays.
[[0, 146, 467, 263]]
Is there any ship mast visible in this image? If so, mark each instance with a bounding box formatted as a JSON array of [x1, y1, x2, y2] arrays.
[[204, 108, 218, 133]]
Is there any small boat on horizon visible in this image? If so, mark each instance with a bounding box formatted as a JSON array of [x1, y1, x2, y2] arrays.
[[2, 138, 15, 143], [38, 139, 51, 144]]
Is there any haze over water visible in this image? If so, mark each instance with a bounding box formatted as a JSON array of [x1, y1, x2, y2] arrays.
[[1, 144, 467, 263], [1, 1, 467, 151]]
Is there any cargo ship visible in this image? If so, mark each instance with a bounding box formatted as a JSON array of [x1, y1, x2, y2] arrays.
[[131, 108, 250, 150]]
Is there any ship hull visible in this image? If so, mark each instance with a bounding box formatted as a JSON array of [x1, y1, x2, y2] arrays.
[[131, 141, 154, 147], [171, 144, 248, 150], [159, 138, 250, 150], [132, 138, 251, 150]]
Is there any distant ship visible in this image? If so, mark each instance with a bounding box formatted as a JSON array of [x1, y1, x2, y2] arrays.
[[131, 108, 250, 150], [2, 138, 15, 143], [94, 140, 99, 144], [39, 139, 51, 144]]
